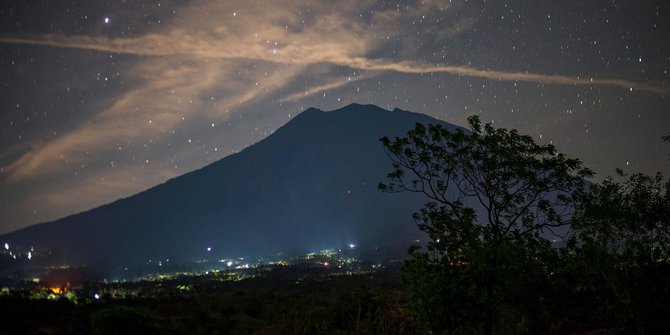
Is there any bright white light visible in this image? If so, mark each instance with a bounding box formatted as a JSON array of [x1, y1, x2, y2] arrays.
[[28, 252, 32, 260], [94, 293, 100, 299], [323, 261, 329, 267], [3, 243, 7, 250], [227, 261, 233, 267], [104, 17, 109, 23], [348, 243, 356, 249], [206, 247, 212, 252]]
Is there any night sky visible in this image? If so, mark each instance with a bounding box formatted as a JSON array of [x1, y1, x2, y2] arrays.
[[0, 0, 668, 235]]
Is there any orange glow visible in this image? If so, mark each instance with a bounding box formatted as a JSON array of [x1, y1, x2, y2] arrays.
[[49, 287, 63, 294]]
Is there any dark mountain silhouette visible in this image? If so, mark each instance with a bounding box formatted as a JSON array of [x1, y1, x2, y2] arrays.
[[0, 104, 461, 270]]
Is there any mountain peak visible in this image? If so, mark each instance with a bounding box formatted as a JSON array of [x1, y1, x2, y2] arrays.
[[1, 104, 457, 272], [296, 103, 390, 117], [337, 103, 387, 112]]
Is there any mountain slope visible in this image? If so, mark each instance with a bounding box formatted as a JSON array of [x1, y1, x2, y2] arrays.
[[1, 104, 461, 269]]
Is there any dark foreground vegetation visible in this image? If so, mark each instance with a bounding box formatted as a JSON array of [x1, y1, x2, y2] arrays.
[[381, 116, 669, 334], [0, 264, 418, 335]]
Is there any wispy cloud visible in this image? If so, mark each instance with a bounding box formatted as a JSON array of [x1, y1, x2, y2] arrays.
[[6, 59, 220, 179], [2, 16, 664, 96], [1, 0, 666, 230], [5, 57, 305, 179], [341, 59, 670, 95], [280, 72, 377, 103], [0, 1, 380, 180], [3, 0, 665, 181]]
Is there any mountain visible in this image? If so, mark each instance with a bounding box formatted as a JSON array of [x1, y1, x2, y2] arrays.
[[0, 104, 461, 271]]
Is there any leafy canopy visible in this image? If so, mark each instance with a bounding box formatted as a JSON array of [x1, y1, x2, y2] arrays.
[[380, 115, 593, 244], [379, 116, 593, 334]]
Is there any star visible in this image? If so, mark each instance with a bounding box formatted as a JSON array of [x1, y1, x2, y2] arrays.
[[0, 0, 667, 236]]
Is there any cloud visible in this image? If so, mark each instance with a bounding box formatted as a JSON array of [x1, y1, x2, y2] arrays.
[[3, 0, 666, 181], [339, 58, 670, 95], [1, 0, 667, 230], [1, 8, 664, 96], [5, 59, 220, 179], [0, 1, 384, 180], [4, 57, 306, 179], [280, 72, 377, 103]]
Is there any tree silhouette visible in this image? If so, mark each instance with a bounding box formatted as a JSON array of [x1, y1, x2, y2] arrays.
[[380, 116, 592, 334], [565, 167, 670, 333]]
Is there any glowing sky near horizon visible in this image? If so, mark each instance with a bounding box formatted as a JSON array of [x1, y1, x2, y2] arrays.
[[0, 0, 668, 234]]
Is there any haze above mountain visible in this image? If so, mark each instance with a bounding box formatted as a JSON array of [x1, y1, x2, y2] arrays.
[[1, 104, 461, 270]]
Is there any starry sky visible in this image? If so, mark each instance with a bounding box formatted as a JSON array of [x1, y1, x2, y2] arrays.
[[0, 0, 668, 235]]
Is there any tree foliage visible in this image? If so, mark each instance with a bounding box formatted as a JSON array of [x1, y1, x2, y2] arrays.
[[381, 117, 670, 334], [380, 116, 593, 241], [380, 116, 592, 334], [573, 170, 670, 260], [563, 169, 670, 333]]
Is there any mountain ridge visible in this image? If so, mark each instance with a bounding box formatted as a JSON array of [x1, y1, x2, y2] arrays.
[[1, 103, 461, 271]]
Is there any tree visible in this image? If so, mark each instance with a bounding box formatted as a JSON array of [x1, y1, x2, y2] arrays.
[[556, 132, 670, 334], [379, 116, 592, 334], [564, 168, 670, 334], [574, 170, 670, 261]]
